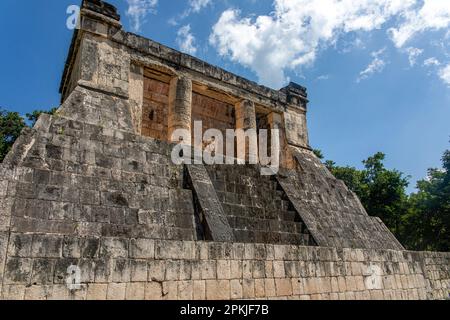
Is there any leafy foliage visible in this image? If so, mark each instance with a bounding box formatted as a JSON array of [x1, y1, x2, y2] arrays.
[[404, 150, 450, 251], [320, 147, 450, 251], [0, 108, 26, 162]]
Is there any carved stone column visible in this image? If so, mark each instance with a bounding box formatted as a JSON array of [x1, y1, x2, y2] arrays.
[[128, 63, 143, 135], [267, 112, 287, 168], [235, 100, 257, 163], [236, 100, 257, 130], [168, 76, 192, 143]]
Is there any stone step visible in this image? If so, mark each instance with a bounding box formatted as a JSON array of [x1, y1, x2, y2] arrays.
[[232, 229, 309, 245], [227, 216, 304, 233]]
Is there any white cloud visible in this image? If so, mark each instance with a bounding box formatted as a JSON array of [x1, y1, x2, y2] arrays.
[[438, 64, 450, 86], [405, 47, 424, 66], [209, 0, 450, 88], [389, 0, 450, 48], [357, 48, 387, 83], [189, 0, 212, 13], [423, 57, 441, 67], [176, 25, 198, 55], [209, 0, 420, 88], [168, 0, 212, 27], [316, 74, 330, 81], [126, 0, 158, 32]]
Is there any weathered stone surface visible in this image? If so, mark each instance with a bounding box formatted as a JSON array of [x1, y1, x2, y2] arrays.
[[276, 147, 404, 251], [0, 0, 448, 302]]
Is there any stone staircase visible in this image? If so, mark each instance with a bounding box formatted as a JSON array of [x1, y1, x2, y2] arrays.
[[205, 164, 316, 245]]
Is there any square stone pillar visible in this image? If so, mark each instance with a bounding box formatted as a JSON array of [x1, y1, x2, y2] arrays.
[[128, 63, 144, 135], [280, 83, 310, 150], [267, 112, 289, 169], [168, 76, 192, 144], [235, 100, 257, 163]]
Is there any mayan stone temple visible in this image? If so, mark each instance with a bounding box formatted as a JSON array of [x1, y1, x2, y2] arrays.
[[0, 0, 448, 300]]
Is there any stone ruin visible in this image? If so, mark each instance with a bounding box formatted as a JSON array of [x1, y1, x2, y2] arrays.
[[0, 0, 448, 300]]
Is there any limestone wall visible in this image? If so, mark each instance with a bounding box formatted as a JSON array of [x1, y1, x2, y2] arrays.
[[0, 237, 448, 300], [1, 0, 448, 301]]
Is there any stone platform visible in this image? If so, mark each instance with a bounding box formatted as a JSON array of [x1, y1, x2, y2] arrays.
[[0, 0, 448, 300]]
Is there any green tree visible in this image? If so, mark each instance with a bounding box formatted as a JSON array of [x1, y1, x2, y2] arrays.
[[405, 149, 450, 251], [0, 108, 26, 162], [321, 151, 410, 240], [361, 152, 410, 236], [313, 149, 324, 160]]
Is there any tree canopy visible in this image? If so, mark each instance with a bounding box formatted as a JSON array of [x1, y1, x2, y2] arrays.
[[0, 108, 26, 162], [322, 147, 449, 251]]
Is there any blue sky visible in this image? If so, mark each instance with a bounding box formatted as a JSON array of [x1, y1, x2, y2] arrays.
[[0, 0, 449, 192]]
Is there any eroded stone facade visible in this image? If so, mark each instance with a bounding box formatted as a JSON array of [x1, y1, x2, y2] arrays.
[[0, 0, 448, 300]]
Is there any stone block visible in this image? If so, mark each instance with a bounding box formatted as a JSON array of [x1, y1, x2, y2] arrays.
[[2, 284, 26, 300], [100, 238, 128, 258], [112, 259, 131, 282], [94, 259, 112, 282], [337, 276, 347, 292], [206, 280, 230, 300], [24, 285, 51, 300], [242, 260, 252, 279], [145, 281, 163, 300], [165, 260, 181, 281], [265, 261, 274, 278], [292, 278, 304, 295], [200, 260, 216, 280], [148, 260, 165, 282], [242, 279, 255, 299], [79, 238, 99, 259], [130, 238, 155, 259], [86, 283, 108, 300], [217, 260, 231, 280], [31, 259, 55, 284], [303, 278, 319, 295], [231, 243, 244, 260], [264, 278, 276, 297], [331, 277, 339, 292], [230, 260, 243, 279], [195, 242, 209, 260], [31, 234, 63, 258], [4, 257, 33, 284], [255, 279, 265, 298], [252, 260, 265, 279], [63, 236, 81, 258], [7, 233, 33, 257], [230, 279, 243, 300], [162, 281, 178, 300], [130, 259, 148, 282], [126, 283, 145, 300], [107, 283, 127, 300], [275, 278, 293, 296], [178, 280, 193, 300], [273, 261, 285, 278], [155, 240, 184, 259], [193, 280, 206, 300]]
